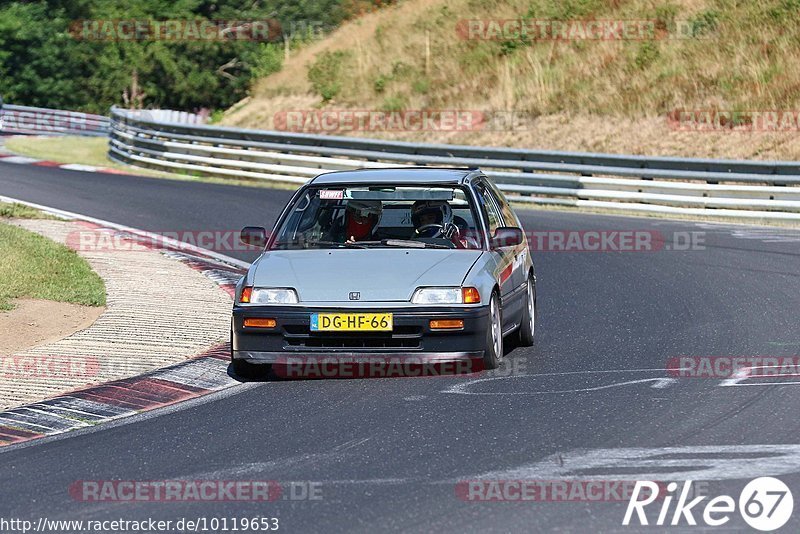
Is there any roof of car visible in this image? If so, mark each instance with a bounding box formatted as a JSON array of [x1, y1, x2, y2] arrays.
[[310, 167, 478, 185]]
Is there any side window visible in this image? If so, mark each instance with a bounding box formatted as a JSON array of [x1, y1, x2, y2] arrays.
[[487, 181, 519, 228], [478, 182, 503, 236]]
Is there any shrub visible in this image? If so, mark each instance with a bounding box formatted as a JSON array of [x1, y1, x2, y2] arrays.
[[308, 50, 351, 101]]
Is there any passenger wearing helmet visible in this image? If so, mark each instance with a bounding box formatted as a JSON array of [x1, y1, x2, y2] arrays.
[[410, 200, 458, 240], [329, 199, 383, 242]]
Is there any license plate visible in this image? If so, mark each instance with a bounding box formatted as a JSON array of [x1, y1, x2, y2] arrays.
[[310, 313, 393, 332]]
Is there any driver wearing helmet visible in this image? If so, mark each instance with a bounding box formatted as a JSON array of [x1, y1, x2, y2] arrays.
[[331, 199, 383, 243], [410, 200, 459, 242]]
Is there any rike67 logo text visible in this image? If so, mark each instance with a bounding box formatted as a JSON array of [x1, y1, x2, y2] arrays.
[[623, 477, 793, 531]]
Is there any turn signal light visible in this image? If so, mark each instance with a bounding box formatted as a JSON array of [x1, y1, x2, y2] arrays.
[[244, 318, 277, 328], [462, 287, 481, 304], [240, 286, 253, 303], [430, 319, 464, 330]]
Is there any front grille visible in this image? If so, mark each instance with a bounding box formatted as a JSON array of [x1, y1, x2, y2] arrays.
[[283, 325, 422, 350]]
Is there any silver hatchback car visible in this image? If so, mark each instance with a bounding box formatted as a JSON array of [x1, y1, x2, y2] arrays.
[[231, 168, 536, 377]]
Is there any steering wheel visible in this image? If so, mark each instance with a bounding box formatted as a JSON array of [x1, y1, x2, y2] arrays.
[[414, 223, 446, 238]]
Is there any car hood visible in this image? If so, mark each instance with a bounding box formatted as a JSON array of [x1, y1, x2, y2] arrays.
[[251, 248, 483, 302]]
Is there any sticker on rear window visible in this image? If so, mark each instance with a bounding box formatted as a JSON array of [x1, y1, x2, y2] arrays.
[[319, 190, 344, 200]]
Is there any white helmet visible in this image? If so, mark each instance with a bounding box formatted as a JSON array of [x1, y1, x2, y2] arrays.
[[347, 199, 382, 219], [411, 200, 456, 238]]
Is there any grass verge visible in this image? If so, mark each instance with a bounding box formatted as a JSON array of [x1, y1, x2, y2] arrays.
[[5, 136, 111, 168], [0, 221, 106, 311], [0, 202, 59, 220]]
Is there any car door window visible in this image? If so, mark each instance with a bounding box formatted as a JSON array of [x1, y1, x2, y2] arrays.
[[478, 182, 504, 236], [487, 181, 519, 228]]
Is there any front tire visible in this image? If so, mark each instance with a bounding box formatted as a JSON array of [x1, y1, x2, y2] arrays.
[[483, 293, 503, 370], [517, 276, 536, 347]]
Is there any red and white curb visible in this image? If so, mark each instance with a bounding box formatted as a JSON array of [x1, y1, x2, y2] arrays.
[[0, 151, 136, 176], [0, 344, 236, 446], [0, 196, 250, 447]]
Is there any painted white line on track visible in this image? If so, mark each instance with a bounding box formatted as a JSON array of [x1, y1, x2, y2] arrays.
[[442, 368, 677, 396], [44, 396, 136, 417], [58, 163, 100, 172], [466, 444, 800, 482], [650, 378, 678, 388], [17, 407, 92, 428], [720, 365, 800, 387], [1, 156, 41, 164]]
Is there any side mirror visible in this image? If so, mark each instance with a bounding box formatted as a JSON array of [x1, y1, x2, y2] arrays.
[[240, 226, 267, 248], [490, 227, 523, 249]]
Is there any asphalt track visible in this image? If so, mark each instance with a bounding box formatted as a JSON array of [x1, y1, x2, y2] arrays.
[[2, 161, 800, 532]]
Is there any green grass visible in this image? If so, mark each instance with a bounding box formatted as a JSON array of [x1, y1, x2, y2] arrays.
[[5, 136, 111, 168], [0, 202, 58, 220], [0, 222, 106, 311]]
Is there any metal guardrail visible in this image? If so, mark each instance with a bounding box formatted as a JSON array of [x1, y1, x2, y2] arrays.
[[139, 109, 207, 125], [0, 104, 109, 137], [109, 107, 800, 221]]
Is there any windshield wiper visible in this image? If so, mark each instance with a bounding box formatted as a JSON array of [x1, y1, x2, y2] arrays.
[[275, 239, 451, 250], [303, 240, 369, 249], [379, 239, 451, 249]]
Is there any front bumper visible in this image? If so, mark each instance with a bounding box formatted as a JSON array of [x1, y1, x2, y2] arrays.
[[231, 304, 489, 364]]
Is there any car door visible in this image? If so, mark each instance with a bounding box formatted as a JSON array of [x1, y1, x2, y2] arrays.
[[486, 180, 529, 293], [475, 179, 518, 328]]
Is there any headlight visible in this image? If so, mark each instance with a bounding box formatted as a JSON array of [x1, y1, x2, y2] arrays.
[[411, 287, 481, 304], [241, 287, 299, 304], [412, 287, 463, 304]]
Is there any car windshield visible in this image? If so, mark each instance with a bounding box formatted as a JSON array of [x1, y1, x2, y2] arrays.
[[271, 185, 484, 250]]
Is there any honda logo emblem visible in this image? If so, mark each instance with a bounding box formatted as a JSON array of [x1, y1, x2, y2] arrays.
[[349, 292, 361, 301]]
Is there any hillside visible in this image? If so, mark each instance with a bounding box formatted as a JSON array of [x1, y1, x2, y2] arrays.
[[222, 0, 800, 160]]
